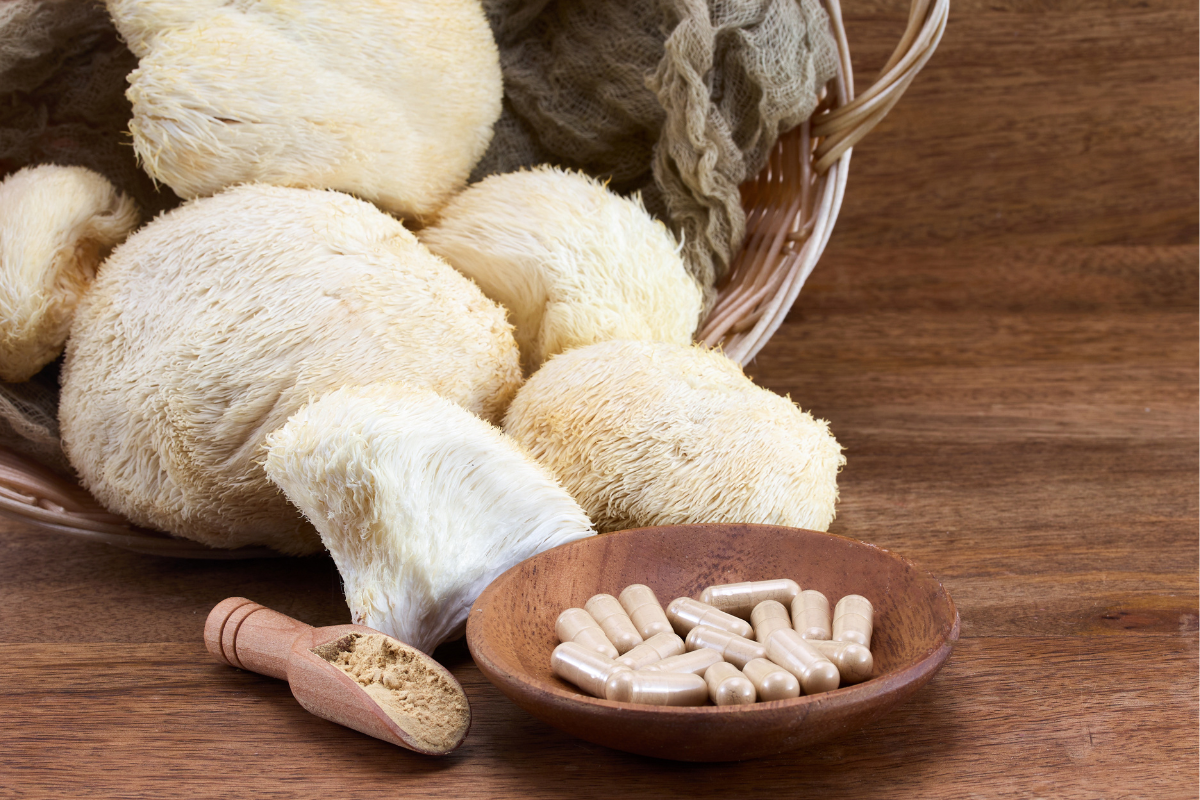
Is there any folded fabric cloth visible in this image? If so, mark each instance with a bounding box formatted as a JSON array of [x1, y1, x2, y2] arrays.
[[0, 0, 180, 217], [474, 0, 838, 308]]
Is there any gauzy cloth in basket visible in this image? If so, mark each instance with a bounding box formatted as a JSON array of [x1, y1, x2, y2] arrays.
[[0, 0, 180, 217], [473, 0, 838, 307], [0, 364, 67, 476]]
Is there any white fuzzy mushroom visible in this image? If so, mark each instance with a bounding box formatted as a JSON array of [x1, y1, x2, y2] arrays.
[[503, 340, 845, 533], [60, 184, 521, 554], [106, 0, 502, 219], [264, 382, 595, 653], [0, 165, 139, 382], [420, 167, 703, 372]]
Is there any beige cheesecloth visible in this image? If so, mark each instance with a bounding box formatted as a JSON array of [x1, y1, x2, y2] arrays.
[[473, 0, 839, 307]]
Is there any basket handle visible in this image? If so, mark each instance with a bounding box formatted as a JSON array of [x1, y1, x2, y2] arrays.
[[811, 0, 949, 174], [698, 0, 948, 363]]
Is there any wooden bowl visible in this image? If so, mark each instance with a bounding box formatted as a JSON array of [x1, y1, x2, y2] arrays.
[[466, 523, 959, 762]]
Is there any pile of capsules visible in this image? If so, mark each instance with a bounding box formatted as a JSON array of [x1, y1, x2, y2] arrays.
[[550, 579, 875, 706]]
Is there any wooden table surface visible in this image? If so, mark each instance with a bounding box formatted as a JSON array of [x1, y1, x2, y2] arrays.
[[2, 2, 1196, 797]]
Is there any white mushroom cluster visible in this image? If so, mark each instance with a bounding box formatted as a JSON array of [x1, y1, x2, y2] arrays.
[[107, 0, 502, 219], [0, 165, 139, 382], [0, 0, 847, 665], [504, 340, 845, 533], [420, 167, 703, 371], [265, 383, 595, 653], [60, 184, 521, 554]]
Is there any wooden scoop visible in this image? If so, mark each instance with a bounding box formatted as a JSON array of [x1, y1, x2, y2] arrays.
[[204, 597, 471, 755]]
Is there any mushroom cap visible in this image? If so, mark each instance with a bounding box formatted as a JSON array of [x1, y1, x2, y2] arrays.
[[0, 165, 139, 382], [61, 184, 521, 554], [420, 166, 702, 372], [503, 340, 844, 533], [264, 382, 595, 653], [107, 0, 501, 219]]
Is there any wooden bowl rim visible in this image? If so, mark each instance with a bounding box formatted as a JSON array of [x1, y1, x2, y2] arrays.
[[467, 523, 960, 719]]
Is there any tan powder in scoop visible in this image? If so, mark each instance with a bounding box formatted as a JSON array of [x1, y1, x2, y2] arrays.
[[313, 633, 470, 753]]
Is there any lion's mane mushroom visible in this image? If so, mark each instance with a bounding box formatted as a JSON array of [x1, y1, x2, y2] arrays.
[[420, 167, 702, 372], [60, 184, 521, 554], [264, 382, 596, 653], [0, 165, 139, 382], [503, 340, 845, 533], [106, 0, 502, 219]]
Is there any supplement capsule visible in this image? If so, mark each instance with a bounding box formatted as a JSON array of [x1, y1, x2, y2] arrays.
[[556, 607, 618, 659], [604, 669, 708, 706], [584, 593, 644, 654], [667, 597, 754, 639], [642, 648, 723, 676], [615, 631, 686, 670], [765, 628, 840, 695], [700, 579, 801, 619], [742, 657, 801, 701], [704, 661, 756, 706], [750, 600, 792, 644], [551, 641, 632, 698], [685, 625, 767, 669], [833, 594, 874, 648], [792, 589, 831, 640], [807, 639, 874, 684], [618, 584, 673, 639]]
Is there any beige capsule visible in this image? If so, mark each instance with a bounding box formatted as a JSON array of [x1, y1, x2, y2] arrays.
[[584, 593, 644, 654], [807, 639, 874, 684], [833, 594, 874, 648], [604, 669, 708, 706], [704, 661, 757, 706], [700, 579, 801, 619], [642, 648, 723, 676], [618, 584, 673, 639], [742, 657, 801, 701], [555, 607, 618, 658], [685, 625, 767, 669], [615, 631, 686, 670], [667, 597, 754, 639], [750, 600, 792, 644], [765, 628, 840, 695], [551, 641, 631, 698], [792, 589, 831, 640]]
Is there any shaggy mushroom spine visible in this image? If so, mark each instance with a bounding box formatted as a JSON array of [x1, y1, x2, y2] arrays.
[[503, 340, 845, 534], [265, 382, 595, 653]]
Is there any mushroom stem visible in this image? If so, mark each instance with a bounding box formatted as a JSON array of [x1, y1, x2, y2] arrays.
[[265, 382, 596, 653]]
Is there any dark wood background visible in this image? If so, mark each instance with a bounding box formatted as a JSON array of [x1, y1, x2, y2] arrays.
[[2, 1, 1196, 796]]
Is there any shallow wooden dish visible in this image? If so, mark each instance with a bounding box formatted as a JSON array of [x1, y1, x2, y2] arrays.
[[467, 523, 959, 762]]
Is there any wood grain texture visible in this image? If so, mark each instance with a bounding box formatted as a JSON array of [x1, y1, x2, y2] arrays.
[[0, 0, 1196, 796], [833, 1, 1199, 248]]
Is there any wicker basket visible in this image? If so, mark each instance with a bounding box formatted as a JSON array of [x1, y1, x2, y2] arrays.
[[0, 0, 949, 558]]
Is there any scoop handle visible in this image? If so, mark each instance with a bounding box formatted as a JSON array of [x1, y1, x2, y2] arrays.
[[204, 596, 312, 681]]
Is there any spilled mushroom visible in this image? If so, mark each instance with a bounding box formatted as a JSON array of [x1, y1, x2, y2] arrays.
[[504, 339, 845, 533], [265, 382, 595, 653]]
